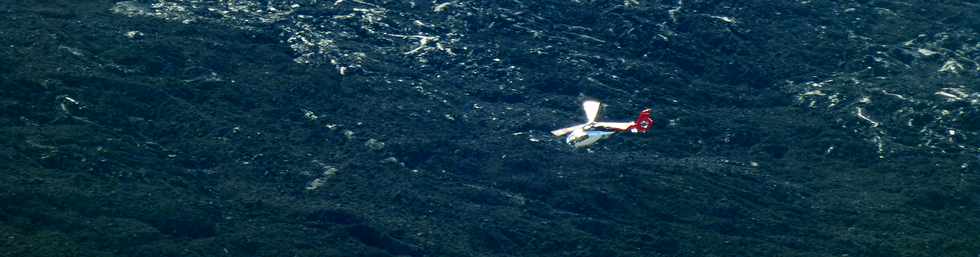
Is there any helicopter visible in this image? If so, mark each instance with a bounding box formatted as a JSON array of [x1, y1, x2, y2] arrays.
[[551, 100, 653, 148]]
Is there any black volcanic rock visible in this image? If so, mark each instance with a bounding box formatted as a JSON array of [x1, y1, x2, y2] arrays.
[[1, 0, 979, 257]]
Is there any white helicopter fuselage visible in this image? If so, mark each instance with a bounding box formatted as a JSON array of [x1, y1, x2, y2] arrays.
[[565, 124, 617, 148]]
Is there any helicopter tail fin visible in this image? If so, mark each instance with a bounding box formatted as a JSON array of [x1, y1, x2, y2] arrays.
[[628, 109, 654, 133]]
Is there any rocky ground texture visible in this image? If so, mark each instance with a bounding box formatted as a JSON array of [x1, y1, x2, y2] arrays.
[[1, 0, 978, 256]]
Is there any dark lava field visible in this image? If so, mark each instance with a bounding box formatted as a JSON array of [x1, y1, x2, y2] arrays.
[[1, 0, 979, 256]]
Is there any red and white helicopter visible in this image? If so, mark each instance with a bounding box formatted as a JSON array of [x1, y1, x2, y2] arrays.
[[551, 100, 653, 148]]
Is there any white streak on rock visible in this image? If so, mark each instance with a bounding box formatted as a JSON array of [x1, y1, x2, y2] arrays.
[[856, 107, 880, 127], [939, 59, 964, 73], [917, 48, 939, 56], [434, 2, 455, 12]]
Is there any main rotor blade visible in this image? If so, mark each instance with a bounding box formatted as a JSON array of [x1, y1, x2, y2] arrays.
[[583, 100, 601, 123]]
